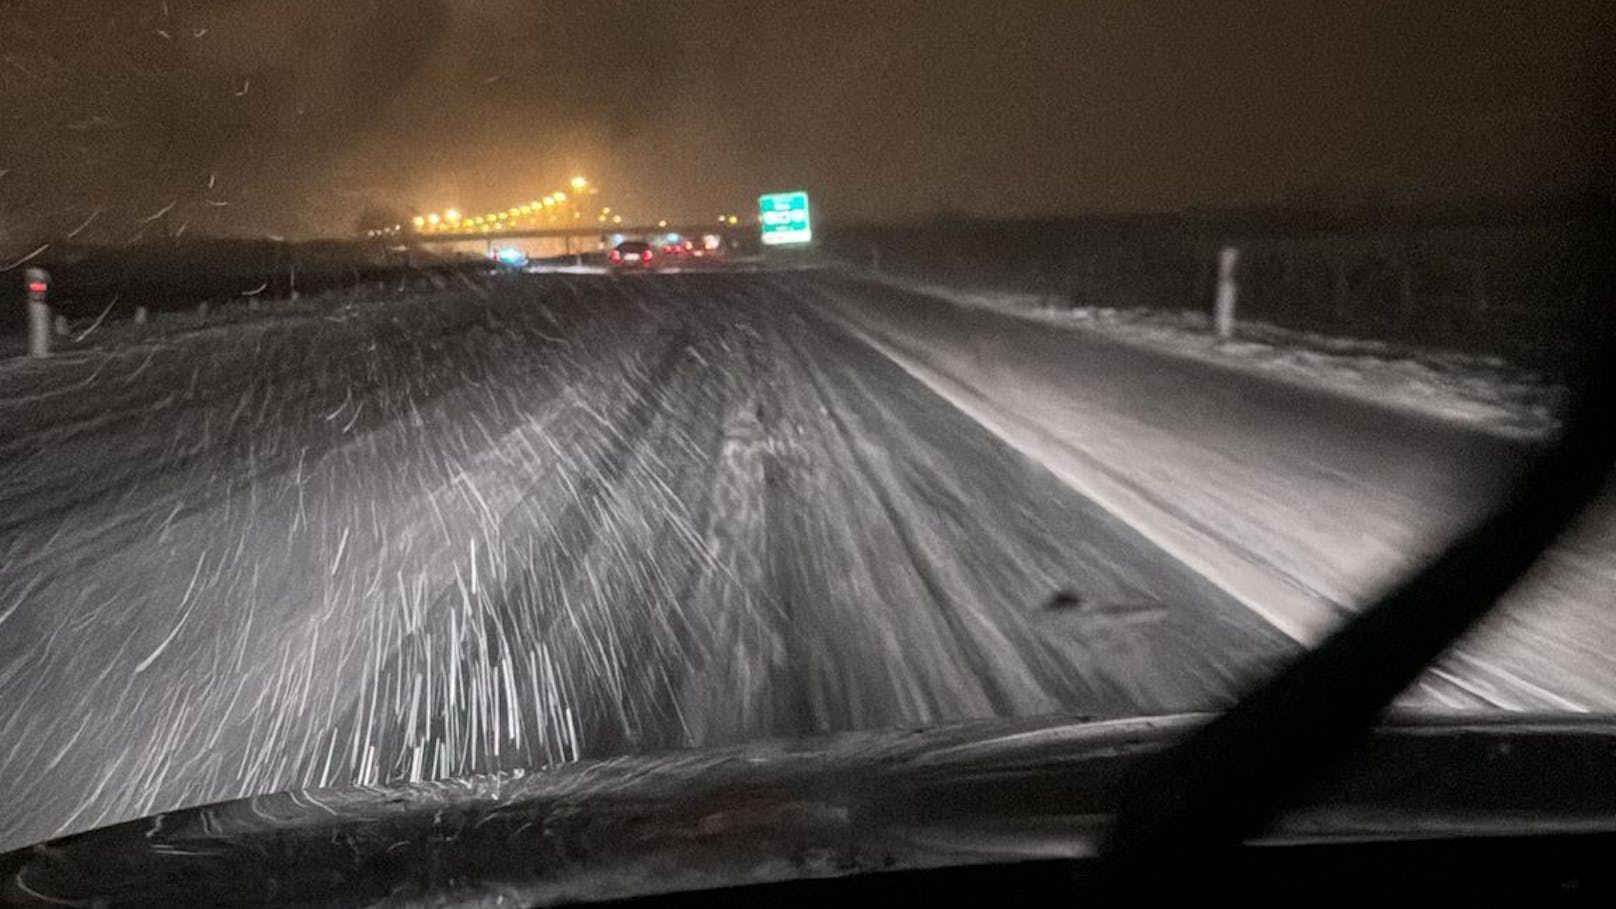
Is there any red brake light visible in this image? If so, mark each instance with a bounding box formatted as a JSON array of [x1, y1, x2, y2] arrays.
[[641, 250, 652, 262], [610, 250, 621, 262]]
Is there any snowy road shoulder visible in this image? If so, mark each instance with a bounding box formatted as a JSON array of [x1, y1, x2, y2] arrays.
[[795, 271, 1616, 712], [854, 272, 1562, 439]]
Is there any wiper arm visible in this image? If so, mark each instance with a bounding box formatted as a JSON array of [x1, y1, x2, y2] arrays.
[[1100, 341, 1616, 880]]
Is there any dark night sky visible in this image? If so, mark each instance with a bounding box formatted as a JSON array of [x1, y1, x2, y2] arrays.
[[0, 0, 1610, 248]]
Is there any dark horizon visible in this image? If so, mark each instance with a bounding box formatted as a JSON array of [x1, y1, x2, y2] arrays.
[[1, 1, 1611, 251]]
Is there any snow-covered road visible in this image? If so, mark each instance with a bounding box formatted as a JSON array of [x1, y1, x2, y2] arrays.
[[4, 266, 1610, 855], [0, 271, 1294, 852]]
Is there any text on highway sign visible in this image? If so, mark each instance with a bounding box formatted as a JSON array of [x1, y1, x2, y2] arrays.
[[758, 191, 812, 246]]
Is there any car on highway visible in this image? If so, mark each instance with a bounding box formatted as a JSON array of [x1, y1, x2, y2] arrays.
[[658, 235, 722, 264], [608, 240, 655, 271]]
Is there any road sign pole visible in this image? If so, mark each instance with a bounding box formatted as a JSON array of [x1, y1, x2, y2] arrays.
[[25, 267, 51, 358]]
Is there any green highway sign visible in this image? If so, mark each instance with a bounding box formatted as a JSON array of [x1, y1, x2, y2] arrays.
[[758, 191, 812, 246]]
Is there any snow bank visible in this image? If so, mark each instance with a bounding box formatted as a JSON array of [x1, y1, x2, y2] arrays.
[[887, 278, 1562, 438]]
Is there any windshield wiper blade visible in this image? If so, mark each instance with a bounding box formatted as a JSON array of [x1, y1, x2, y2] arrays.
[[1100, 341, 1616, 881]]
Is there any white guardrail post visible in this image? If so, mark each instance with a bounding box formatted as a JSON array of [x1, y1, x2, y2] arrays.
[[25, 267, 51, 358], [1215, 245, 1239, 340]]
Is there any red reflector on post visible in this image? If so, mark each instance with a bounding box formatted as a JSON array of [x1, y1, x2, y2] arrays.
[[27, 281, 48, 294]]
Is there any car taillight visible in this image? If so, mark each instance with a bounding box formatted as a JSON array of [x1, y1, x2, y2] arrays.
[[641, 251, 652, 262], [610, 250, 621, 262]]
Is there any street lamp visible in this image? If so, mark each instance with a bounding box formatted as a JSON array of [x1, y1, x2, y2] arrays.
[[445, 209, 461, 223], [570, 176, 588, 191]]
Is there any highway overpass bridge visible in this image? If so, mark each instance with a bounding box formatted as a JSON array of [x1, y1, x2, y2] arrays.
[[400, 223, 753, 260]]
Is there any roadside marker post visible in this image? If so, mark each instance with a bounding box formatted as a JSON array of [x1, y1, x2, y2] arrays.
[[25, 267, 50, 358], [1215, 246, 1239, 340]]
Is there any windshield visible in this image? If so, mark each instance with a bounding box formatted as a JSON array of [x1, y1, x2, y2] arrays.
[[0, 0, 1611, 866]]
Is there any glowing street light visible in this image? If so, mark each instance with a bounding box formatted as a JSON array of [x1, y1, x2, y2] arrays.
[[412, 215, 426, 228], [657, 219, 667, 228], [553, 191, 567, 202], [445, 209, 461, 222], [427, 213, 441, 226], [727, 215, 739, 225], [612, 214, 622, 224], [569, 176, 588, 191]]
